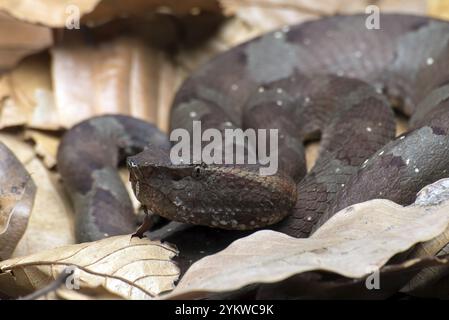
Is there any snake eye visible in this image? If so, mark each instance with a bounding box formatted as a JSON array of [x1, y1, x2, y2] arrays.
[[192, 165, 202, 179], [192, 163, 207, 179]]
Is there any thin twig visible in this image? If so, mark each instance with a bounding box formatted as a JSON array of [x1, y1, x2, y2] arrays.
[[19, 268, 74, 300]]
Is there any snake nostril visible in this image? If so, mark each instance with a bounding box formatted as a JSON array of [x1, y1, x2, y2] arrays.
[[127, 157, 137, 169]]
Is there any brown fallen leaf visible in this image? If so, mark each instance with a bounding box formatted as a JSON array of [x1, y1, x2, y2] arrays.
[[0, 11, 52, 71], [166, 179, 449, 299], [0, 0, 222, 27], [51, 36, 182, 131], [0, 235, 179, 299], [0, 141, 36, 260]]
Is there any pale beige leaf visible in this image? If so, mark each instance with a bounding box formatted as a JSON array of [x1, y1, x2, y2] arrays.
[[0, 133, 34, 164], [12, 158, 75, 258], [24, 130, 59, 168], [0, 11, 51, 70], [427, 0, 449, 20], [0, 235, 179, 299], [119, 168, 141, 213], [0, 0, 99, 27], [221, 0, 426, 36], [48, 284, 125, 300], [167, 188, 449, 298], [0, 53, 59, 130]]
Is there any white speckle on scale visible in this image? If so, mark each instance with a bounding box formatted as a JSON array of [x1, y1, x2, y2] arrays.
[[341, 184, 345, 187], [274, 31, 283, 39], [366, 127, 372, 132], [104, 233, 109, 237], [258, 87, 265, 93], [406, 159, 410, 165], [354, 51, 363, 58], [307, 216, 312, 221], [224, 121, 233, 127], [304, 96, 311, 104], [337, 70, 344, 77], [415, 167, 420, 173], [426, 57, 434, 65], [276, 100, 283, 106], [335, 168, 341, 173], [231, 84, 238, 91], [189, 111, 197, 118], [378, 150, 384, 156], [399, 136, 405, 140], [276, 88, 283, 94]]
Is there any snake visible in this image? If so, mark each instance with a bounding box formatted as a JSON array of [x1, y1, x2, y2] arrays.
[[57, 14, 449, 243]]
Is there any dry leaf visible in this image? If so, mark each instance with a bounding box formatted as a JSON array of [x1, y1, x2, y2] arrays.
[[0, 53, 59, 130], [399, 179, 449, 297], [0, 235, 179, 299], [428, 0, 449, 20], [167, 181, 449, 299], [0, 0, 222, 27], [256, 256, 449, 299], [47, 284, 125, 300], [51, 36, 182, 131], [12, 158, 75, 258], [24, 130, 59, 168], [221, 0, 426, 36], [0, 141, 36, 260], [0, 11, 51, 70], [0, 134, 75, 257]]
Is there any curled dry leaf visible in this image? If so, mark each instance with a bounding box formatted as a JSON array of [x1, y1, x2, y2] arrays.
[[0, 235, 179, 299], [0, 12, 52, 70], [52, 36, 182, 131], [167, 180, 449, 299], [0, 134, 75, 257], [12, 158, 75, 257], [0, 141, 36, 261]]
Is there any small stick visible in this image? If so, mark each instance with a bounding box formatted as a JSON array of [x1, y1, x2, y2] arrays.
[[19, 268, 74, 300]]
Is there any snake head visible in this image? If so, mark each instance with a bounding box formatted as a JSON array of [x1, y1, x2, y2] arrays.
[[127, 148, 297, 230]]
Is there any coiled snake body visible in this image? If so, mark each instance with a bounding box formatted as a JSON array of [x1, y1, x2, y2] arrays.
[[58, 14, 449, 242]]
